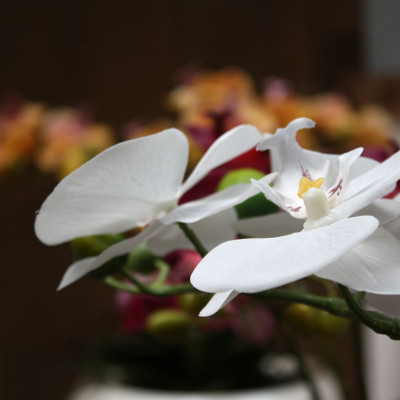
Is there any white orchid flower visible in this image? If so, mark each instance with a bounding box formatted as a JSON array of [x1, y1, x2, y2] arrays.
[[191, 118, 400, 316], [35, 126, 268, 289]]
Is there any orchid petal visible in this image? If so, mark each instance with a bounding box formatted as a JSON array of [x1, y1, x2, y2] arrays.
[[298, 152, 377, 185], [161, 181, 265, 225], [191, 216, 378, 294], [349, 156, 379, 179], [260, 119, 329, 189], [355, 199, 400, 225], [383, 217, 400, 241], [35, 129, 188, 245], [199, 290, 239, 317], [316, 228, 400, 294], [342, 150, 400, 202], [251, 177, 306, 218], [326, 148, 363, 208], [334, 175, 399, 219], [57, 222, 164, 289], [148, 209, 237, 255], [302, 152, 378, 179], [234, 212, 304, 238], [257, 118, 316, 152], [180, 125, 262, 195]]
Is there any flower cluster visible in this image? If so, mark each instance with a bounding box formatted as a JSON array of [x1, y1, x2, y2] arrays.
[[0, 97, 114, 179], [32, 69, 400, 341], [35, 113, 400, 338], [191, 118, 400, 316], [165, 69, 397, 155]]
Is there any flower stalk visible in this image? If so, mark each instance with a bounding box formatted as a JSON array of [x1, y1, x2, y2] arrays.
[[338, 284, 400, 340], [178, 222, 208, 257]]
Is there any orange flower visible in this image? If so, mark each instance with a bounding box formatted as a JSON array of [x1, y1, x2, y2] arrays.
[[35, 108, 114, 179]]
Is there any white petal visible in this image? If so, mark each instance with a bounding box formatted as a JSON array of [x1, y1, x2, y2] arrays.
[[148, 208, 237, 255], [355, 199, 400, 225], [57, 222, 164, 289], [335, 175, 399, 219], [35, 129, 188, 245], [364, 293, 400, 318], [234, 212, 304, 238], [180, 125, 262, 195], [383, 217, 400, 241], [342, 150, 400, 202], [161, 182, 261, 224], [326, 148, 363, 208], [316, 228, 400, 294], [301, 153, 377, 181], [191, 216, 378, 294], [260, 119, 328, 192], [199, 290, 239, 317], [251, 177, 306, 218], [257, 118, 316, 151], [349, 156, 379, 179]]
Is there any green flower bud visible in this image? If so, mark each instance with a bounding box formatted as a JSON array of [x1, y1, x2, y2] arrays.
[[71, 234, 127, 279], [217, 168, 279, 219], [316, 310, 350, 339], [179, 292, 212, 315], [284, 303, 319, 335], [127, 243, 159, 274], [146, 309, 192, 343], [71, 233, 125, 259]]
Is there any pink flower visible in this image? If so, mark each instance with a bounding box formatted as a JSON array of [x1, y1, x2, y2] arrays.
[[164, 250, 203, 284]]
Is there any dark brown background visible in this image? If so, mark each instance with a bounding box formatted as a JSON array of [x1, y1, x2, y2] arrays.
[[0, 1, 381, 399]]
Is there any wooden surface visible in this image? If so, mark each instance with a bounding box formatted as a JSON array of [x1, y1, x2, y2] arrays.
[[0, 1, 360, 125]]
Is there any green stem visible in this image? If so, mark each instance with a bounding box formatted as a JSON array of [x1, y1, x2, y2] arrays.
[[104, 276, 140, 293], [253, 289, 354, 319], [338, 284, 400, 340], [121, 267, 154, 294], [177, 222, 208, 257], [152, 259, 170, 286], [105, 271, 196, 296], [104, 273, 400, 340]]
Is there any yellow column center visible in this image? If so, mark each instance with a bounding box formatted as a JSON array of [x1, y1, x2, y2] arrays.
[[297, 177, 325, 199]]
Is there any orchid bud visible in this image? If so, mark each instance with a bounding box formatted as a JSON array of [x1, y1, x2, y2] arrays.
[[316, 310, 349, 339], [127, 243, 159, 274], [179, 293, 212, 315], [146, 309, 191, 343], [283, 303, 318, 335], [71, 233, 126, 279], [71, 233, 125, 259]]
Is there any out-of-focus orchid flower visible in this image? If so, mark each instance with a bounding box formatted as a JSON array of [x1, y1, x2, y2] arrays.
[[191, 118, 400, 316]]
